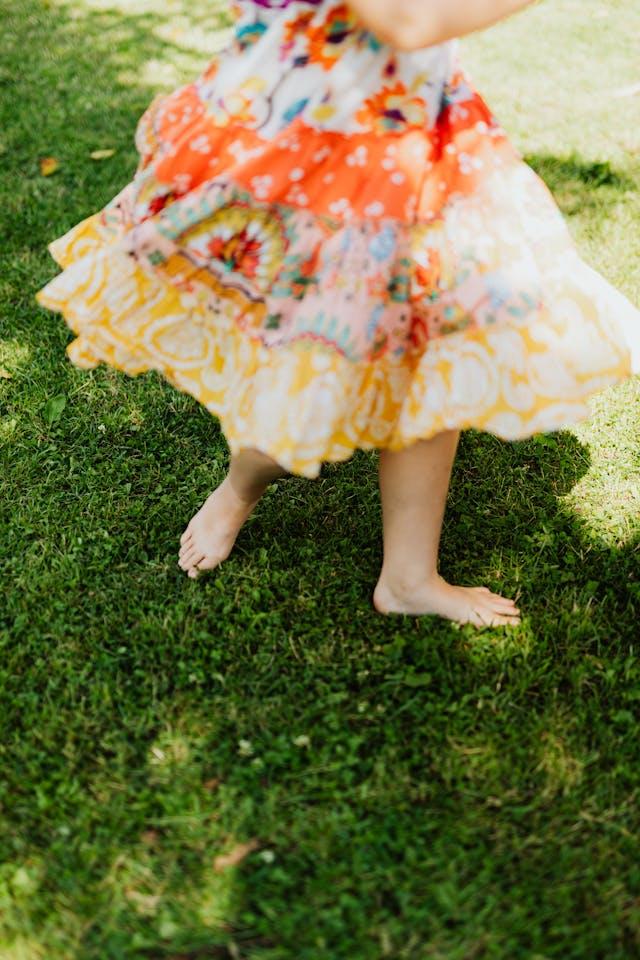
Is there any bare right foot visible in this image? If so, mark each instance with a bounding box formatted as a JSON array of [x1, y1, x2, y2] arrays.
[[178, 476, 259, 579], [373, 573, 521, 626]]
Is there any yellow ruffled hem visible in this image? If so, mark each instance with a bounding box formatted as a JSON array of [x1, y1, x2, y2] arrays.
[[36, 214, 634, 478]]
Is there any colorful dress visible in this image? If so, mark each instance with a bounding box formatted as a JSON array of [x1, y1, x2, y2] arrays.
[[36, 0, 640, 478]]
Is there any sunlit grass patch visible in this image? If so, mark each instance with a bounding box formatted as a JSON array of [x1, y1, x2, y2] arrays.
[[563, 380, 640, 547], [51, 0, 233, 85], [535, 730, 586, 799]]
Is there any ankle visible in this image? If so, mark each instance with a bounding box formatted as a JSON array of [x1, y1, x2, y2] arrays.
[[378, 566, 439, 596], [227, 448, 286, 503], [224, 474, 266, 506]]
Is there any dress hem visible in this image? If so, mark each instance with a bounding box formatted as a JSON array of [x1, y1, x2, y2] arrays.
[[35, 213, 636, 479]]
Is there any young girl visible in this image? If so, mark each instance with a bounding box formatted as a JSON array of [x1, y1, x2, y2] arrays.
[[36, 0, 640, 627]]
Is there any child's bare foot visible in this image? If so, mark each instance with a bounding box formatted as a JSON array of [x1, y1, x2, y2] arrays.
[[178, 477, 259, 579], [373, 573, 521, 626]]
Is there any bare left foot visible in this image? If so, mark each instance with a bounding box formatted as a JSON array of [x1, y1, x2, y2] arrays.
[[373, 572, 521, 626], [178, 477, 259, 579]]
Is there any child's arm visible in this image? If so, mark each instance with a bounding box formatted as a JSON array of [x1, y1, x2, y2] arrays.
[[348, 0, 540, 52]]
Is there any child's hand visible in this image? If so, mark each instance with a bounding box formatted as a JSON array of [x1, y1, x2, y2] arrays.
[[348, 0, 539, 52]]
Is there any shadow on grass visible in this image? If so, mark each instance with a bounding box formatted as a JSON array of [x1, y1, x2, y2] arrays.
[[1, 2, 640, 958], [524, 152, 637, 218]]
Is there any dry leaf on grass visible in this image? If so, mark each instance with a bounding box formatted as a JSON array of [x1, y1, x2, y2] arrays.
[[213, 838, 260, 873], [0, 368, 13, 379], [203, 777, 221, 792], [39, 157, 59, 176], [90, 148, 116, 160]]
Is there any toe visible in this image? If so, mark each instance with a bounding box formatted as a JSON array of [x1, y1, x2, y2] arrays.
[[473, 603, 521, 628], [474, 589, 519, 613], [193, 553, 223, 572], [490, 598, 520, 614], [179, 539, 194, 559], [187, 556, 210, 579], [185, 553, 206, 575], [493, 612, 522, 627], [490, 613, 521, 627], [178, 545, 201, 570], [179, 528, 193, 546]]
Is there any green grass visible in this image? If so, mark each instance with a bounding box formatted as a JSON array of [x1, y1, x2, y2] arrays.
[[1, 1, 640, 957]]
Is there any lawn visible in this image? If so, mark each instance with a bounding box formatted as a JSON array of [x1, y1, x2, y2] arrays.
[[1, 1, 640, 958]]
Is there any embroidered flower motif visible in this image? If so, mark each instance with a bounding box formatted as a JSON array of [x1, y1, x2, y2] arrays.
[[307, 4, 356, 70], [356, 82, 429, 134], [207, 227, 263, 279], [176, 203, 288, 293], [281, 9, 314, 59]]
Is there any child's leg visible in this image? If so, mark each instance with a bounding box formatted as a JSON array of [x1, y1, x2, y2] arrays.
[[178, 448, 287, 578], [373, 430, 521, 626]]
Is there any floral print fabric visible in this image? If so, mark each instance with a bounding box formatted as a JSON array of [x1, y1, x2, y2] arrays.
[[36, 0, 640, 476]]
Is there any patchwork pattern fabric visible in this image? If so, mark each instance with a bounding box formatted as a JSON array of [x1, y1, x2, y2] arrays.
[[36, 0, 640, 476]]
